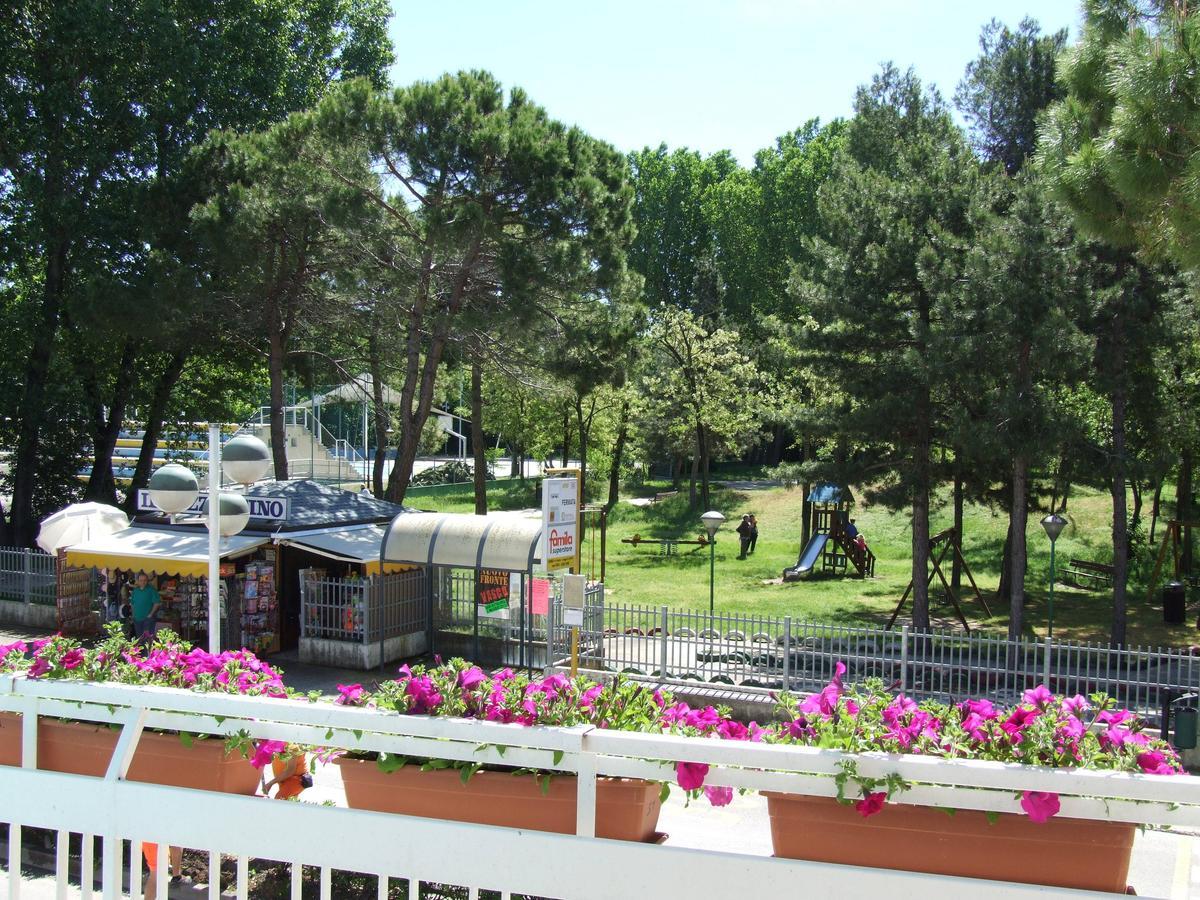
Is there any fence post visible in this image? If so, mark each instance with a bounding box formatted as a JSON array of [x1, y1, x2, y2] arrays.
[[23, 548, 32, 606], [782, 616, 792, 690], [659, 606, 669, 677], [1043, 636, 1052, 686], [900, 625, 910, 694]]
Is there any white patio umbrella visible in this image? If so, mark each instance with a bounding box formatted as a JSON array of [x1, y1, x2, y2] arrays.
[[36, 502, 131, 555]]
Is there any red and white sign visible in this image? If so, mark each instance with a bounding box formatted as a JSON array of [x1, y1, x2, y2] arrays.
[[542, 476, 578, 572]]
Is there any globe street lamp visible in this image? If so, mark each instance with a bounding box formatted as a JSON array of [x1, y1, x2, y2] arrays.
[[700, 510, 725, 616], [147, 431, 269, 653], [1041, 513, 1067, 639]]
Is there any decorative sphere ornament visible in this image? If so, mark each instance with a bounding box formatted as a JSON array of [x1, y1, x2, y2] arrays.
[[213, 492, 251, 537], [221, 434, 271, 485], [147, 463, 200, 514]]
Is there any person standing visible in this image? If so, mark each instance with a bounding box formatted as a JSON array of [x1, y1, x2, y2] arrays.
[[748, 515, 759, 554], [736, 515, 752, 559], [129, 572, 162, 643]]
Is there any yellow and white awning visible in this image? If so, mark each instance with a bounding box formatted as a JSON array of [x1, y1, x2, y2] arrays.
[[64, 528, 267, 578]]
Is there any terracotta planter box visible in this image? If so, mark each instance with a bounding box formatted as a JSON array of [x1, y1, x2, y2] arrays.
[[764, 792, 1135, 893], [0, 711, 260, 795], [337, 757, 662, 842]]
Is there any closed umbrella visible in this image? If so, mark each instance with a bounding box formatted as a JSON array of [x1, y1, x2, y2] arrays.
[[36, 502, 131, 555]]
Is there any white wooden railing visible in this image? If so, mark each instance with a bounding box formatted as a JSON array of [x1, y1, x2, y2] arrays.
[[2, 673, 1198, 899]]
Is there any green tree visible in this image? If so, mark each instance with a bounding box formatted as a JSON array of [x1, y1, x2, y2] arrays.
[[793, 65, 979, 631], [955, 17, 1067, 175], [302, 72, 635, 504], [637, 306, 766, 509]]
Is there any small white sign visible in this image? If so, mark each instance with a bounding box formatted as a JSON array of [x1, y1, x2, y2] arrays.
[[563, 607, 584, 627]]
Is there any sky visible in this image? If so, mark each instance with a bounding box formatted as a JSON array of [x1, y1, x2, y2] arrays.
[[387, 0, 1083, 165]]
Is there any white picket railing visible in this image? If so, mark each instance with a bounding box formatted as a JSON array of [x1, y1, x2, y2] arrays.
[[2, 673, 1198, 899]]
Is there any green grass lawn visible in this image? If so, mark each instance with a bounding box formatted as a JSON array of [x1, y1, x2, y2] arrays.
[[411, 475, 1196, 648]]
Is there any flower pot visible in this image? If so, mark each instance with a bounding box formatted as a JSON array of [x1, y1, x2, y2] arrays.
[[336, 758, 662, 842], [763, 792, 1135, 893], [0, 712, 260, 795]]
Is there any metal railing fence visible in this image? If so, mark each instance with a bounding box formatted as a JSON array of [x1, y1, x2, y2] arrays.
[[1, 674, 1198, 899], [300, 570, 425, 644], [571, 604, 1200, 720], [0, 546, 56, 606]]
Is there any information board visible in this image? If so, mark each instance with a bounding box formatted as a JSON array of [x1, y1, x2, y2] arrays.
[[542, 475, 578, 572]]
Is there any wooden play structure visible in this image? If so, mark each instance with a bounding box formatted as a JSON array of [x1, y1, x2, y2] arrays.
[[621, 533, 710, 557], [782, 484, 875, 581], [1145, 519, 1200, 602], [886, 527, 990, 632]]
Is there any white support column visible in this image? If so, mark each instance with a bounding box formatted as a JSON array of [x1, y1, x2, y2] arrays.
[[208, 424, 222, 655], [7, 821, 21, 900], [81, 834, 94, 900], [574, 753, 597, 838], [291, 862, 303, 900], [20, 700, 37, 769], [104, 709, 148, 782], [207, 850, 220, 900], [100, 835, 122, 900], [54, 830, 68, 900]]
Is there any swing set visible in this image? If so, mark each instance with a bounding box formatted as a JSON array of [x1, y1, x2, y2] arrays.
[[1145, 519, 1200, 602], [886, 527, 991, 632]]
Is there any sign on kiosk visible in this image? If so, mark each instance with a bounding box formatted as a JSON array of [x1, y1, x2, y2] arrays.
[[542, 474, 579, 572]]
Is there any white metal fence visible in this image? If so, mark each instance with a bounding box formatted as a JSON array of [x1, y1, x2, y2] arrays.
[[0, 547, 56, 606], [572, 604, 1200, 721], [300, 570, 426, 643], [1, 673, 1197, 899]]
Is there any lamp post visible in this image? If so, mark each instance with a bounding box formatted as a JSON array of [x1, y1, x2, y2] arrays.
[[700, 511, 725, 617], [147, 430, 269, 653], [1041, 513, 1067, 639]]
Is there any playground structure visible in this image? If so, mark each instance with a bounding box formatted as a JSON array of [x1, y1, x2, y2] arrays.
[[621, 533, 710, 557], [1145, 519, 1200, 602], [783, 484, 875, 581], [887, 526, 990, 632]]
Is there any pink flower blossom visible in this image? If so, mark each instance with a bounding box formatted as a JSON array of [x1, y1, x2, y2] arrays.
[[1136, 751, 1180, 776], [457, 667, 485, 691], [704, 785, 733, 807], [676, 761, 709, 791], [335, 683, 365, 706], [855, 792, 886, 818], [1060, 694, 1090, 717], [60, 648, 84, 670], [1022, 685, 1054, 708], [28, 656, 50, 678], [1020, 791, 1060, 823], [250, 740, 288, 770]]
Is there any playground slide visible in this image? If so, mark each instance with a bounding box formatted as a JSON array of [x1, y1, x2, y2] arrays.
[[783, 532, 828, 581]]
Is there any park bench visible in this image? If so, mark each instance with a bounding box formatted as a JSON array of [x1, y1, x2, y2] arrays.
[[1063, 558, 1115, 589], [652, 490, 679, 503]]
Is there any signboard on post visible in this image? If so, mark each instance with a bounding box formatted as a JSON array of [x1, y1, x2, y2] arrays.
[[476, 568, 511, 615], [542, 471, 580, 573], [563, 573, 586, 675]]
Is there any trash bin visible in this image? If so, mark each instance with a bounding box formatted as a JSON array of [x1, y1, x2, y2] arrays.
[[1176, 705, 1198, 751], [1163, 580, 1187, 625]]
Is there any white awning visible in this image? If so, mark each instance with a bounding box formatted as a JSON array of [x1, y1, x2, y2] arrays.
[[276, 525, 387, 564], [381, 512, 541, 571], [63, 528, 267, 577]]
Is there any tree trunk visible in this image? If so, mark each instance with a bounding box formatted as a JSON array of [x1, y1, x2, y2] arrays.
[[11, 233, 68, 545], [368, 326, 388, 497], [1110, 314, 1129, 649], [124, 349, 189, 512], [998, 521, 1013, 609], [268, 328, 289, 480], [911, 481, 931, 631], [1009, 454, 1028, 641], [688, 451, 699, 506], [1150, 478, 1163, 544], [801, 481, 812, 549], [698, 424, 711, 510], [1178, 449, 1193, 574], [470, 358, 487, 515], [561, 411, 571, 469], [574, 396, 588, 504], [951, 466, 964, 595], [83, 339, 139, 505], [1130, 480, 1143, 543], [607, 400, 630, 511]]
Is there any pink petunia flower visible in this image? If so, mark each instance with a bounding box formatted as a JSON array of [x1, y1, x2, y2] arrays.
[[1022, 685, 1054, 708], [250, 740, 288, 770], [60, 648, 84, 670], [335, 683, 365, 706], [676, 761, 709, 791], [1136, 751, 1180, 775], [1020, 791, 1060, 823], [854, 792, 886, 818], [704, 785, 733, 807]]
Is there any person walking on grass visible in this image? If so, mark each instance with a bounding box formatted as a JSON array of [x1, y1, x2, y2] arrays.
[[748, 515, 759, 554], [736, 515, 752, 559]]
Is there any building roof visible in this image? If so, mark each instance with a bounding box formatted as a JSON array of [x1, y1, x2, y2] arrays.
[[381, 511, 542, 571], [807, 483, 852, 506], [133, 479, 412, 534], [63, 528, 267, 578]]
